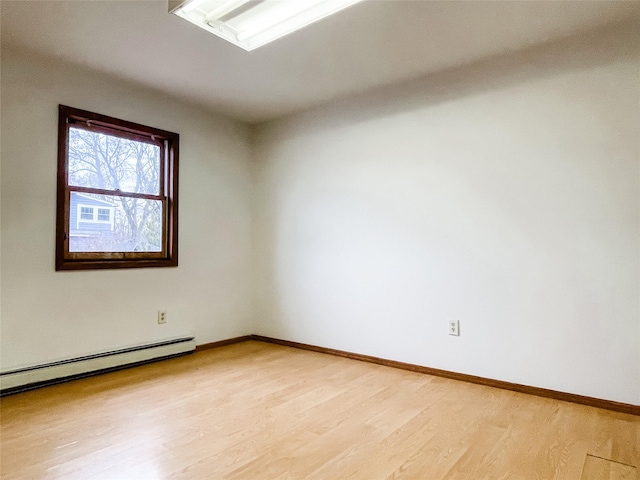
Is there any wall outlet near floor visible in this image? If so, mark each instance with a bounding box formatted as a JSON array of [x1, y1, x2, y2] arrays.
[[158, 310, 167, 324], [449, 320, 460, 336]]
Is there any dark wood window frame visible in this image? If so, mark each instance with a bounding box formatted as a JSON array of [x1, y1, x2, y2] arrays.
[[56, 105, 179, 270]]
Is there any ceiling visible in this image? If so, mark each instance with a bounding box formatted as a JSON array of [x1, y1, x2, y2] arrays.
[[2, 0, 638, 123]]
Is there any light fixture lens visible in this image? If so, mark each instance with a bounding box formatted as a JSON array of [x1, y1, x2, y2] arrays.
[[172, 0, 364, 51]]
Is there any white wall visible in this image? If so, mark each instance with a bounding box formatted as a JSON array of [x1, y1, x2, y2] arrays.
[[252, 24, 640, 405], [1, 48, 254, 371]]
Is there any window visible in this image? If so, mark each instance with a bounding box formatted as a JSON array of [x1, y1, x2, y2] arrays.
[[75, 202, 114, 227], [80, 206, 94, 220], [97, 209, 110, 222], [56, 105, 179, 270]]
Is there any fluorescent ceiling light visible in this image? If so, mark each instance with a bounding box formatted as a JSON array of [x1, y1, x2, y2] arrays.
[[170, 0, 364, 51]]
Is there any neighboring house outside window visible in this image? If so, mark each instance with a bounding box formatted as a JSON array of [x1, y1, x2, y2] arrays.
[[68, 193, 117, 252]]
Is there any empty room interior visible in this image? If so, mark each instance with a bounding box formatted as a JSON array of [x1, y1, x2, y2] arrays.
[[1, 0, 639, 478]]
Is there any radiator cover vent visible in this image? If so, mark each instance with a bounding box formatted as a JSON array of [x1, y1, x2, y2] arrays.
[[0, 337, 195, 395]]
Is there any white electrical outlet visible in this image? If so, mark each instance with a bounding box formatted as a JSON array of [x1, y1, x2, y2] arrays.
[[449, 320, 459, 336], [158, 310, 167, 324]]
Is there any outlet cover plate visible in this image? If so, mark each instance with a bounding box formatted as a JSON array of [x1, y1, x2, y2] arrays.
[[449, 320, 459, 336]]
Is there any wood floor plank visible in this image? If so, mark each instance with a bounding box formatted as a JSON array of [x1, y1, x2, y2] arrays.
[[586, 412, 639, 468], [307, 387, 456, 479], [581, 455, 637, 480], [1, 341, 638, 480]]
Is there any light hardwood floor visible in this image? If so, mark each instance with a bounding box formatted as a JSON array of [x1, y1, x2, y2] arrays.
[[1, 341, 637, 479]]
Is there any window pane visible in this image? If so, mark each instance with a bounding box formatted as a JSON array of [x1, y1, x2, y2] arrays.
[[80, 207, 93, 220], [68, 127, 160, 195], [69, 194, 162, 253], [97, 208, 110, 221]]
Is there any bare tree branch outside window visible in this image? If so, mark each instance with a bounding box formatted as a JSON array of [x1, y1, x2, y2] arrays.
[[67, 128, 162, 252]]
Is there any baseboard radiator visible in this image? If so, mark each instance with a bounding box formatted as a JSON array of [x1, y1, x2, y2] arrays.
[[0, 336, 195, 396]]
